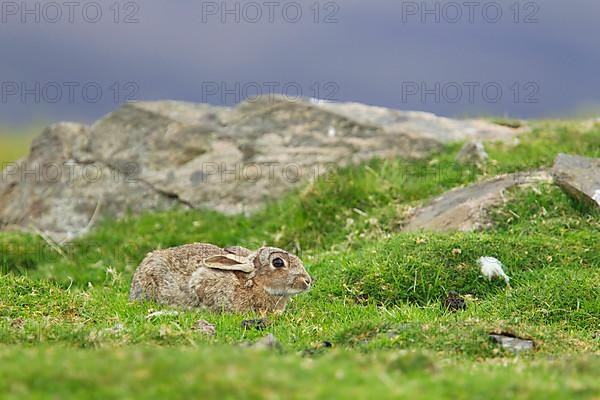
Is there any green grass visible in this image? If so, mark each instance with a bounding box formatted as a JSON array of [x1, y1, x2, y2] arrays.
[[0, 346, 598, 400], [0, 125, 41, 164], [0, 121, 599, 398]]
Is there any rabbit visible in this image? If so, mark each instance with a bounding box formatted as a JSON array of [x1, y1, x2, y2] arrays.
[[129, 243, 312, 314]]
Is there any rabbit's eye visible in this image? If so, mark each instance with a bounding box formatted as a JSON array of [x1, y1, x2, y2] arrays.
[[272, 258, 285, 268]]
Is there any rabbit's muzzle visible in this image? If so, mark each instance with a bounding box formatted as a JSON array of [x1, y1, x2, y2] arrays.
[[289, 274, 312, 293], [263, 273, 312, 296]]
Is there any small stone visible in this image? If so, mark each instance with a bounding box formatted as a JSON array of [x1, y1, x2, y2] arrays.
[[104, 323, 125, 334], [443, 291, 466, 312], [456, 141, 488, 164], [193, 319, 216, 336], [490, 333, 534, 353], [251, 333, 280, 350], [241, 318, 271, 331]]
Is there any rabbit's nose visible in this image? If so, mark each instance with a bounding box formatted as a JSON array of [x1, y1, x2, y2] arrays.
[[303, 275, 313, 286]]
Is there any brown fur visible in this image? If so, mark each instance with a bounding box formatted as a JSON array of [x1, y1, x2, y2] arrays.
[[129, 243, 311, 314]]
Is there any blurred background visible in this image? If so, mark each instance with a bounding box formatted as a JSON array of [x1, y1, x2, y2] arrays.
[[0, 0, 598, 143]]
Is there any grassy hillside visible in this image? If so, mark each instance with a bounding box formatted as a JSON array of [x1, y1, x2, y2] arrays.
[[0, 121, 599, 399]]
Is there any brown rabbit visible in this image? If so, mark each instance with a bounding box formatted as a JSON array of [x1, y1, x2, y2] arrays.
[[129, 243, 312, 314]]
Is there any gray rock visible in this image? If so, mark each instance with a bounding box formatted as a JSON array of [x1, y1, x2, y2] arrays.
[[103, 323, 125, 335], [490, 334, 534, 353], [403, 171, 552, 232], [0, 98, 522, 240], [552, 153, 600, 210], [250, 333, 280, 350], [456, 141, 488, 164]]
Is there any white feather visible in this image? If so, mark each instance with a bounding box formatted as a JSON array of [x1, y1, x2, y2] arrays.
[[478, 256, 510, 286]]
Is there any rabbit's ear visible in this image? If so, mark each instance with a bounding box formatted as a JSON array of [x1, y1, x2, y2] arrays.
[[203, 254, 255, 273], [224, 246, 253, 257]]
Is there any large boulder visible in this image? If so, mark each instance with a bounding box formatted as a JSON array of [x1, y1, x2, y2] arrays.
[[0, 97, 521, 240]]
